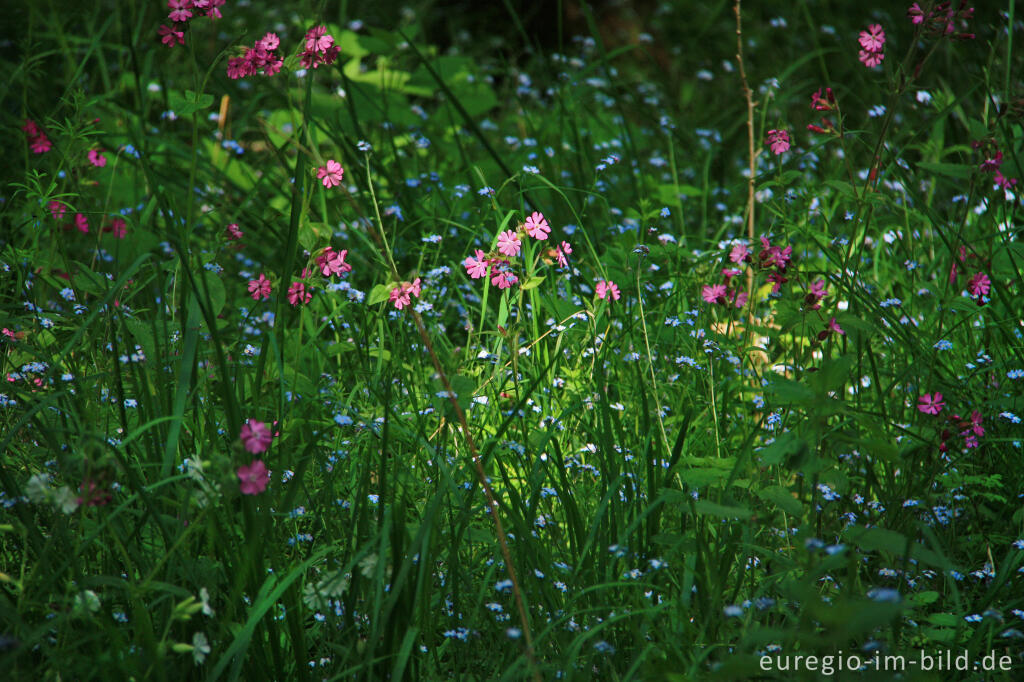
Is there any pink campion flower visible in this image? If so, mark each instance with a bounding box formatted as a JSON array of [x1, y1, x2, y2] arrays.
[[158, 24, 185, 47], [805, 279, 827, 309], [305, 25, 334, 52], [993, 170, 1018, 190], [47, 201, 66, 220], [767, 271, 788, 294], [237, 460, 269, 495], [979, 150, 1002, 173], [766, 129, 791, 155], [463, 249, 489, 279], [201, 0, 225, 19], [817, 317, 844, 340], [225, 223, 243, 241], [524, 211, 551, 240], [88, 149, 107, 167], [248, 274, 272, 301], [167, 0, 193, 23], [811, 87, 836, 111], [258, 32, 279, 51], [287, 281, 311, 306], [107, 217, 127, 239], [907, 3, 926, 24], [317, 247, 352, 277], [731, 290, 749, 308], [969, 410, 984, 437], [240, 420, 273, 454], [497, 230, 521, 257], [917, 392, 945, 415], [22, 119, 41, 138], [859, 24, 886, 51], [721, 268, 741, 281], [967, 272, 990, 297], [729, 243, 751, 264], [489, 262, 516, 289], [554, 241, 572, 268], [389, 278, 422, 310], [595, 280, 620, 301], [74, 213, 89, 234], [317, 160, 344, 188], [859, 49, 884, 68], [702, 283, 727, 304], [29, 134, 52, 154]]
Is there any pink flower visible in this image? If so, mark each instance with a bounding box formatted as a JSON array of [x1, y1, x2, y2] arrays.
[[389, 278, 422, 310], [732, 290, 748, 308], [22, 119, 41, 138], [29, 134, 52, 154], [554, 241, 572, 268], [596, 280, 620, 301], [907, 3, 926, 24], [317, 247, 352, 277], [766, 129, 790, 155], [240, 420, 273, 454], [702, 284, 727, 304], [980, 151, 1002, 173], [248, 274, 272, 300], [917, 392, 945, 415], [225, 223, 243, 241], [817, 317, 844, 340], [489, 263, 516, 289], [859, 24, 886, 51], [258, 33, 280, 51], [805, 279, 827, 309], [48, 201, 66, 220], [287, 281, 311, 306], [74, 213, 89, 234], [966, 272, 990, 297], [464, 249, 489, 279], [167, 0, 193, 23], [811, 87, 836, 111], [497, 230, 521, 257], [729, 243, 751, 264], [87, 149, 107, 167], [969, 410, 984, 437], [237, 460, 269, 495], [107, 217, 127, 239], [305, 25, 334, 52], [317, 160, 344, 188], [158, 24, 185, 47], [524, 211, 551, 240], [993, 170, 1018, 190], [859, 49, 885, 68]]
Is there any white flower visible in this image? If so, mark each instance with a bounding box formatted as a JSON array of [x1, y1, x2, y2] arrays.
[[192, 632, 210, 665], [25, 473, 52, 504], [53, 486, 80, 514], [199, 587, 214, 617]]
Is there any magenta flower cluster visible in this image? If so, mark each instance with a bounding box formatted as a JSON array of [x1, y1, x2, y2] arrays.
[[462, 211, 574, 293], [227, 33, 284, 79], [158, 0, 225, 48], [858, 24, 886, 68]]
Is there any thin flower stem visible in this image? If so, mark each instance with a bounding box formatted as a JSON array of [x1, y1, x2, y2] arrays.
[[363, 159, 541, 680], [734, 0, 757, 331]]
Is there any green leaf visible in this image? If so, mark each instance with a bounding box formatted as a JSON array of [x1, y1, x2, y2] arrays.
[[197, 270, 226, 317], [916, 161, 973, 179], [368, 284, 393, 306], [843, 526, 949, 568], [757, 485, 803, 516], [764, 376, 815, 404], [692, 500, 752, 520], [521, 276, 545, 291], [168, 89, 214, 116]]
